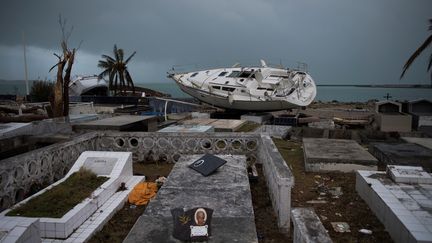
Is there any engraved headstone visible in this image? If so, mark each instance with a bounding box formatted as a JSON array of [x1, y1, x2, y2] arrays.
[[171, 207, 213, 241]]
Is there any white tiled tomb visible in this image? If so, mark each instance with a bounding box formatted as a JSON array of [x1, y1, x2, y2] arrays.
[[356, 166, 432, 243], [0, 151, 144, 242]]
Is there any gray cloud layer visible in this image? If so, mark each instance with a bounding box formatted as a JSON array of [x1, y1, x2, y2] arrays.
[[0, 0, 431, 84]]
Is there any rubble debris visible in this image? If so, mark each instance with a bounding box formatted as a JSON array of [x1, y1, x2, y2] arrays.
[[359, 229, 372, 235], [331, 222, 351, 233]]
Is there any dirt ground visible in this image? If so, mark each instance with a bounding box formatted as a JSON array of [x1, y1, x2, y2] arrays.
[[88, 162, 174, 243], [250, 164, 289, 242], [273, 138, 393, 243]]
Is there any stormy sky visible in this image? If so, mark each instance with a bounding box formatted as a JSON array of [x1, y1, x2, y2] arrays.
[[0, 0, 431, 85]]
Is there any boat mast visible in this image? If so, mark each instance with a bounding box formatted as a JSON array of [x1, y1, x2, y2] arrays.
[[22, 32, 29, 97]]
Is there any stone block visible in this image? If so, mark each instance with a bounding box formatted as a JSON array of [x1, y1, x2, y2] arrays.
[[158, 125, 214, 133], [356, 169, 432, 243], [254, 125, 291, 139], [73, 115, 158, 131], [291, 208, 332, 243], [402, 137, 432, 150], [240, 113, 273, 124], [370, 143, 432, 172], [387, 165, 432, 184], [303, 138, 378, 172]]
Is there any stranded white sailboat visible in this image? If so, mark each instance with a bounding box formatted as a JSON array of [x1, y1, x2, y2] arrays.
[[69, 75, 109, 96], [168, 60, 317, 111]]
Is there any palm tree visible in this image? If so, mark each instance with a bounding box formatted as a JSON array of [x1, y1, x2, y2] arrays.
[[400, 19, 432, 85], [98, 45, 136, 95]]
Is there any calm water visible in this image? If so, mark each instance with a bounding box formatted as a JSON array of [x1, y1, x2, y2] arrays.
[[1, 80, 431, 102], [144, 83, 432, 102]]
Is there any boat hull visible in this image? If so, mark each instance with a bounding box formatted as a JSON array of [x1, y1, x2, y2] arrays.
[[177, 81, 299, 111]]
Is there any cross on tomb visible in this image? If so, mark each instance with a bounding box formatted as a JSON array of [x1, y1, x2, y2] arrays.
[[383, 93, 392, 100]]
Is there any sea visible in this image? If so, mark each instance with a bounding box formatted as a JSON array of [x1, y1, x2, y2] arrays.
[[1, 80, 431, 102]]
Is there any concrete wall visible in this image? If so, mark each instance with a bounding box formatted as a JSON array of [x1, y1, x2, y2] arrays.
[[258, 134, 294, 233], [377, 114, 412, 132], [0, 132, 98, 210], [291, 208, 332, 243]]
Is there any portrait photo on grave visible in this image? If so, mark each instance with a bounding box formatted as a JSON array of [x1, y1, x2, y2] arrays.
[[171, 207, 213, 241], [194, 208, 207, 226]]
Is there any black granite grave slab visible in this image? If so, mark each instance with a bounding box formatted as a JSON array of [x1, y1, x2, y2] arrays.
[[370, 142, 432, 172]]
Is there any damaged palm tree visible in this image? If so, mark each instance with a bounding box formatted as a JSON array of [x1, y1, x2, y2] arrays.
[[98, 45, 136, 96], [401, 18, 432, 85], [49, 15, 80, 117]]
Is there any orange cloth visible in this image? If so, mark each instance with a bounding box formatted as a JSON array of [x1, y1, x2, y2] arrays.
[[128, 182, 158, 206]]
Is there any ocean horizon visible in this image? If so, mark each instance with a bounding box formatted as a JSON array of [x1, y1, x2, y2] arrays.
[[1, 80, 431, 102]]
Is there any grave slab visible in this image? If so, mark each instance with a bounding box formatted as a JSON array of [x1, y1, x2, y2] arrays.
[[0, 122, 32, 138], [73, 115, 158, 131], [291, 208, 332, 243], [356, 167, 432, 243], [241, 113, 273, 124], [387, 165, 432, 184], [158, 125, 214, 133], [303, 138, 378, 172], [207, 119, 246, 132], [182, 118, 247, 132], [254, 125, 291, 139], [370, 142, 432, 172], [124, 154, 258, 242], [402, 137, 432, 150]]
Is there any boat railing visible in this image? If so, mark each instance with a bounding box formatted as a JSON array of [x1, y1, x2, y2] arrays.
[[168, 60, 309, 75]]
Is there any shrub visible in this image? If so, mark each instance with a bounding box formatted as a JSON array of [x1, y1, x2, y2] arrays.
[[30, 80, 54, 102]]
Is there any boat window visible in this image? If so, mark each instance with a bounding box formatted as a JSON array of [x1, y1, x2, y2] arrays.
[[212, 86, 221, 90], [269, 75, 288, 78], [221, 87, 236, 92], [218, 71, 228, 77], [190, 72, 199, 77], [239, 79, 244, 82], [228, 71, 241, 77], [239, 71, 253, 78], [257, 87, 274, 91]]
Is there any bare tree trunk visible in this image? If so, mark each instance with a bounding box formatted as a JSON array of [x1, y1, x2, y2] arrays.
[[63, 48, 75, 117], [53, 60, 65, 117]]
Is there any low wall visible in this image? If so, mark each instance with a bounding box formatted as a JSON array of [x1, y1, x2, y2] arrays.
[[0, 132, 98, 210], [95, 131, 260, 164], [259, 134, 294, 233]]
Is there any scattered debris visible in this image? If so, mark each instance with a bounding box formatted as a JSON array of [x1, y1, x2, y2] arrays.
[[155, 176, 167, 187], [306, 200, 327, 204], [320, 215, 328, 221], [331, 222, 351, 233], [248, 164, 259, 182], [335, 213, 342, 217], [328, 187, 343, 198], [359, 229, 372, 235], [117, 182, 127, 191]]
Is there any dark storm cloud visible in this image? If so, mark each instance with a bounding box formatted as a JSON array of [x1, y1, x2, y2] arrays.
[[0, 0, 431, 84]]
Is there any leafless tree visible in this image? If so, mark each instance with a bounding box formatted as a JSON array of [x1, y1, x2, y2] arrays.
[[49, 15, 81, 117]]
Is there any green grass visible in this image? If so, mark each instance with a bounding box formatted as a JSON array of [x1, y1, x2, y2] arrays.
[[7, 168, 108, 218], [236, 121, 261, 132]]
